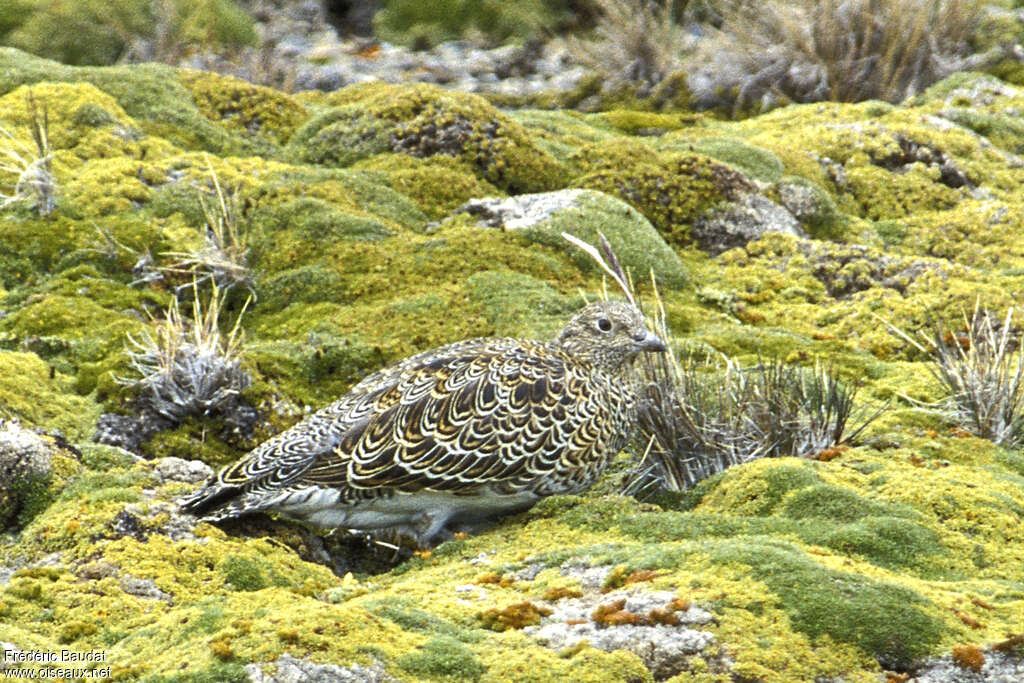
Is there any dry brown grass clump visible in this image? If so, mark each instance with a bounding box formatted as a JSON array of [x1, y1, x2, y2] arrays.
[[886, 304, 1024, 447], [561, 0, 697, 94], [634, 345, 876, 492], [689, 0, 991, 114]]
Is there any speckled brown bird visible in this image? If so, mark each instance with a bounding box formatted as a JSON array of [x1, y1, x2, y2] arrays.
[[179, 300, 666, 545]]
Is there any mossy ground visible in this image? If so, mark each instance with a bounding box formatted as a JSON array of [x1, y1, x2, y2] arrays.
[[2, 50, 1024, 681]]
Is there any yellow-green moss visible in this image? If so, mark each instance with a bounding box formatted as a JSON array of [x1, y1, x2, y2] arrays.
[[0, 47, 267, 155], [354, 154, 503, 221], [0, 352, 100, 441], [577, 150, 754, 247], [286, 82, 565, 193], [178, 69, 308, 147]]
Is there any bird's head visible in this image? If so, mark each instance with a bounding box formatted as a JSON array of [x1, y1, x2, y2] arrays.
[[555, 300, 667, 369]]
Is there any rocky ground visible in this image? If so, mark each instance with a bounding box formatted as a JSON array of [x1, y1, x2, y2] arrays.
[[0, 40, 1023, 683], [179, 0, 589, 98]]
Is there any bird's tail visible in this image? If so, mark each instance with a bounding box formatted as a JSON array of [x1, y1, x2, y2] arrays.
[[178, 481, 246, 521]]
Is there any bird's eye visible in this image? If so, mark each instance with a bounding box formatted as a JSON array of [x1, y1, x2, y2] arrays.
[[596, 318, 612, 332]]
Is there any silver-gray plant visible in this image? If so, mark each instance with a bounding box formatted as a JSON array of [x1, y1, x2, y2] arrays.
[[633, 350, 877, 493], [119, 285, 251, 423], [929, 306, 1024, 446]]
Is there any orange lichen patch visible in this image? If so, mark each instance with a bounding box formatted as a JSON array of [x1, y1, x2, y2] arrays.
[[566, 619, 588, 626], [543, 586, 583, 601], [669, 597, 691, 612], [452, 532, 469, 539], [647, 608, 680, 626], [413, 550, 432, 559], [592, 593, 697, 628], [993, 634, 1024, 653], [477, 602, 553, 632], [354, 44, 381, 59], [475, 572, 514, 587], [970, 597, 994, 610], [908, 454, 927, 467], [814, 446, 848, 462], [954, 610, 985, 629], [951, 645, 984, 672], [886, 673, 910, 683], [948, 427, 974, 438], [623, 570, 660, 586], [591, 599, 687, 627], [592, 600, 639, 627]]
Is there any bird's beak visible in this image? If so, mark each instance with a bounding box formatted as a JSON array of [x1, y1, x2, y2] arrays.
[[638, 331, 667, 353]]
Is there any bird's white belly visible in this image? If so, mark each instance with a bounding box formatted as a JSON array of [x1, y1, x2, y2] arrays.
[[274, 487, 541, 540]]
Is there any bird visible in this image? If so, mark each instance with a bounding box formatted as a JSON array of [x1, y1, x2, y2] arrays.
[[179, 300, 667, 546]]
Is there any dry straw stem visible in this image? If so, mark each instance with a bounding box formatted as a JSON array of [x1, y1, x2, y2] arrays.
[[119, 283, 251, 423], [691, 0, 989, 112], [0, 90, 55, 216], [880, 303, 1024, 446], [163, 157, 252, 297]]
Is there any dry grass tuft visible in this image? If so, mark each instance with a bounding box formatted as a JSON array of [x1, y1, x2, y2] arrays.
[[688, 0, 992, 114], [633, 345, 877, 493], [886, 304, 1024, 447], [118, 284, 251, 424], [0, 91, 55, 216], [163, 159, 252, 297], [561, 0, 697, 94]]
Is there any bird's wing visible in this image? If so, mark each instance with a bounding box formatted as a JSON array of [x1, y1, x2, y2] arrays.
[[303, 339, 602, 493], [206, 339, 498, 490], [300, 338, 607, 495], [187, 337, 607, 510]]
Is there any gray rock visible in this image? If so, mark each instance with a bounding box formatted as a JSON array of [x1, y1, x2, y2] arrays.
[[153, 457, 214, 485], [120, 575, 173, 603], [558, 559, 612, 590], [510, 562, 545, 581], [692, 193, 806, 255], [910, 650, 1024, 682], [245, 654, 393, 683], [777, 182, 826, 225], [456, 189, 689, 289], [532, 620, 714, 679], [527, 577, 718, 679], [0, 421, 52, 479], [0, 420, 55, 527], [793, 240, 945, 299], [459, 190, 589, 230]]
